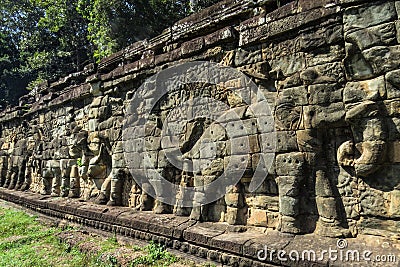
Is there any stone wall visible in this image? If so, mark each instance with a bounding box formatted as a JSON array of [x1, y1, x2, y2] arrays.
[[1, 0, 400, 239]]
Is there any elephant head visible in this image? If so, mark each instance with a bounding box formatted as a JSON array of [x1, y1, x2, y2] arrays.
[[337, 101, 387, 177]]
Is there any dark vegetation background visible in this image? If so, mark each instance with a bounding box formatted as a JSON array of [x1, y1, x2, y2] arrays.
[[0, 0, 220, 108]]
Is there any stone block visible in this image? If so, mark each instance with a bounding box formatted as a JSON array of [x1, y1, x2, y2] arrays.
[[247, 208, 268, 227], [88, 119, 98, 132], [254, 116, 274, 135], [344, 76, 385, 103], [269, 52, 307, 77], [315, 196, 340, 220], [396, 20, 400, 43], [204, 26, 236, 46], [222, 119, 249, 139], [275, 131, 298, 153], [142, 151, 158, 169], [228, 135, 260, 155], [384, 99, 400, 116], [362, 45, 400, 75], [388, 142, 400, 163], [296, 129, 322, 152], [276, 176, 302, 197], [224, 154, 251, 175], [344, 42, 374, 80], [303, 102, 345, 128], [161, 135, 180, 149], [251, 153, 275, 175], [234, 47, 262, 67], [158, 148, 182, 168], [225, 206, 246, 225], [200, 158, 224, 176], [389, 190, 400, 217], [181, 37, 204, 56], [112, 153, 126, 168], [257, 133, 276, 153], [278, 86, 308, 106], [279, 196, 300, 216], [308, 84, 343, 105], [386, 69, 400, 99], [144, 136, 161, 151], [275, 152, 305, 176], [91, 96, 103, 107], [343, 2, 397, 33], [225, 192, 244, 208], [346, 22, 397, 51], [199, 140, 226, 159], [202, 123, 226, 141]]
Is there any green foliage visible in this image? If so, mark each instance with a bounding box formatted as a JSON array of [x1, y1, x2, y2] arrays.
[[131, 241, 177, 266], [0, 207, 123, 266], [77, 157, 83, 167], [0, 0, 221, 106], [0, 205, 216, 267]]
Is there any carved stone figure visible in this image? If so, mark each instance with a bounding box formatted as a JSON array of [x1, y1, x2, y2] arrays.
[[84, 132, 111, 200], [338, 101, 387, 177], [3, 131, 18, 189], [66, 127, 89, 198]]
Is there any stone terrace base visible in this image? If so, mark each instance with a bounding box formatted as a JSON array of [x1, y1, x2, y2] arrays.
[[0, 188, 398, 267]]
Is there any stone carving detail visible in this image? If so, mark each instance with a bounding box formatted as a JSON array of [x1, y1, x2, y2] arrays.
[[0, 0, 400, 239]]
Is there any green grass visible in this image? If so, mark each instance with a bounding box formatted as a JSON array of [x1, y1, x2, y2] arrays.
[[0, 207, 106, 267], [131, 241, 177, 267], [0, 206, 178, 267]]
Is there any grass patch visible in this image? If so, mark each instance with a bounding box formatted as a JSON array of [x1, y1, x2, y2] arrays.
[[0, 205, 211, 267], [0, 207, 108, 267], [131, 241, 177, 267]]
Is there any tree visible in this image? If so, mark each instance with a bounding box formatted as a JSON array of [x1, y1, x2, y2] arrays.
[[76, 0, 221, 62], [0, 0, 222, 107]]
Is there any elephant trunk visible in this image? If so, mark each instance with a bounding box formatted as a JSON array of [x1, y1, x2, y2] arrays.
[[339, 101, 387, 177], [354, 140, 386, 177]]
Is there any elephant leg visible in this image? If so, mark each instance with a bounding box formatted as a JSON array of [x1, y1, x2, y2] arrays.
[[225, 183, 246, 225], [51, 176, 61, 196], [60, 175, 70, 197], [8, 169, 18, 190], [60, 162, 71, 197], [107, 170, 124, 206], [0, 167, 6, 187], [95, 176, 111, 205], [40, 178, 52, 195], [68, 165, 80, 198], [20, 166, 32, 191], [134, 182, 154, 211], [3, 169, 12, 188], [149, 169, 172, 214], [15, 161, 26, 190], [277, 175, 304, 234], [174, 173, 193, 216], [0, 157, 7, 186], [190, 174, 209, 221], [314, 168, 350, 237]]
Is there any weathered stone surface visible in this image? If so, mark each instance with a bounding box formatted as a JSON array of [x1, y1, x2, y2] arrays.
[[308, 84, 343, 105], [386, 69, 400, 99], [362, 45, 400, 75], [343, 1, 397, 33], [343, 76, 386, 103], [1, 0, 400, 252], [275, 153, 305, 176], [346, 22, 397, 51]]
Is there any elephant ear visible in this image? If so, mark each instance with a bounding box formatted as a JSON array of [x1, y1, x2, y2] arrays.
[[275, 97, 302, 131]]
